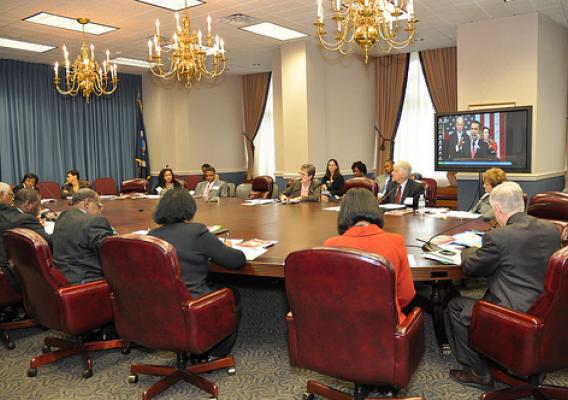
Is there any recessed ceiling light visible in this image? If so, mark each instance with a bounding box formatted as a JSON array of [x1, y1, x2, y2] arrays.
[[134, 0, 204, 11], [24, 12, 117, 35], [241, 22, 307, 41], [111, 58, 151, 68], [0, 37, 55, 53]]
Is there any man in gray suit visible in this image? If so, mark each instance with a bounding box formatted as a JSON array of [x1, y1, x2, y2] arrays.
[[52, 189, 113, 284], [446, 181, 561, 389], [194, 165, 228, 201]]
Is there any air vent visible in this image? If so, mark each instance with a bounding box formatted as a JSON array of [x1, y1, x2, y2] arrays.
[[218, 13, 259, 27]]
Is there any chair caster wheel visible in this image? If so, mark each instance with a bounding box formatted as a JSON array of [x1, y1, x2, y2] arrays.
[[82, 369, 93, 379], [227, 367, 236, 376], [121, 347, 131, 355], [42, 345, 51, 354], [303, 392, 314, 400], [128, 374, 139, 384], [27, 368, 38, 377], [6, 341, 15, 350]]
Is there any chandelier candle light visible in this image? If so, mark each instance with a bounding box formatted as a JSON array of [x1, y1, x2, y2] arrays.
[[315, 0, 417, 63], [53, 18, 118, 103], [148, 11, 226, 88]]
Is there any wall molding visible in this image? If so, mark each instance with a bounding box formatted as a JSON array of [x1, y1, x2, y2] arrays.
[[456, 170, 566, 181]]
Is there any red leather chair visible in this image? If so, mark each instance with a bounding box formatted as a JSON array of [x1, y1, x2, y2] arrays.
[[528, 191, 568, 220], [3, 228, 126, 378], [0, 272, 35, 350], [36, 181, 62, 199], [99, 235, 237, 400], [248, 176, 274, 199], [120, 178, 149, 194], [469, 246, 568, 400], [344, 177, 379, 196], [174, 176, 186, 188], [285, 248, 424, 400], [185, 175, 201, 190], [93, 177, 118, 195], [417, 178, 437, 207]]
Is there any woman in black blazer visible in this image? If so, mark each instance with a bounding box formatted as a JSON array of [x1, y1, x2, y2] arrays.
[[152, 167, 181, 195], [148, 189, 246, 359], [320, 158, 344, 197]]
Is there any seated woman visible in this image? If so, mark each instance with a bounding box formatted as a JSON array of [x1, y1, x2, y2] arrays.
[[13, 172, 39, 193], [470, 167, 507, 221], [351, 160, 367, 177], [324, 188, 415, 322], [280, 163, 321, 202], [61, 169, 91, 198], [149, 188, 246, 359], [320, 159, 345, 197], [153, 167, 181, 194]]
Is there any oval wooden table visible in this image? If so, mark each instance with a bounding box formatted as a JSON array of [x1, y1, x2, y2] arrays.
[[49, 196, 489, 349]]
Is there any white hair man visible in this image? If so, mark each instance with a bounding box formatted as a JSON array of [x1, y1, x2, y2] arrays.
[[447, 116, 472, 159], [446, 181, 561, 389], [0, 182, 14, 205], [380, 160, 424, 208]]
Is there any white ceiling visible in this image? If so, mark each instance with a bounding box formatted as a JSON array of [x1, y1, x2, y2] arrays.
[[0, 0, 567, 75]]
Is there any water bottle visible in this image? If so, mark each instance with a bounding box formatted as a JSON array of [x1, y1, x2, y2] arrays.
[[418, 194, 426, 215]]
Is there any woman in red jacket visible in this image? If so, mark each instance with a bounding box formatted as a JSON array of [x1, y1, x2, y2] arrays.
[[324, 188, 415, 322]]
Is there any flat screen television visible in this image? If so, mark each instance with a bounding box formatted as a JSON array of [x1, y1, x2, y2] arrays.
[[434, 106, 532, 172]]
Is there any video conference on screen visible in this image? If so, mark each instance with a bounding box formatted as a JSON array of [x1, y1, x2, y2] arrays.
[[435, 106, 531, 172]]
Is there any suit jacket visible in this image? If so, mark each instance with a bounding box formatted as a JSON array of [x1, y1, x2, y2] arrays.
[[375, 173, 392, 194], [61, 180, 92, 198], [461, 213, 561, 316], [0, 204, 53, 288], [447, 131, 471, 159], [320, 174, 344, 196], [194, 180, 228, 200], [281, 180, 321, 202], [52, 208, 113, 284], [149, 222, 246, 298], [324, 224, 415, 322], [472, 138, 493, 159], [382, 179, 425, 208]]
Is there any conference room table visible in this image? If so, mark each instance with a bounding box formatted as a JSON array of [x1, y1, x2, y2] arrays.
[[48, 196, 490, 349]]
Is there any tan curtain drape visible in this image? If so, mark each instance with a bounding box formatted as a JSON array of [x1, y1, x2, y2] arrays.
[[375, 53, 410, 173], [419, 47, 457, 184], [242, 72, 271, 180], [419, 47, 457, 113]]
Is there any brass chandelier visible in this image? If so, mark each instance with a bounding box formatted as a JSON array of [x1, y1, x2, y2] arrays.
[[315, 0, 417, 63], [53, 18, 118, 103], [147, 10, 226, 88]]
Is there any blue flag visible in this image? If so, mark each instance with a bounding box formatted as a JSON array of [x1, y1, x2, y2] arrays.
[[135, 96, 151, 180]]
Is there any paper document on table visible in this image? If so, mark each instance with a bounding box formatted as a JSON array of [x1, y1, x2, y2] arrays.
[[407, 254, 416, 268], [379, 203, 407, 210], [43, 221, 55, 235], [232, 245, 268, 261], [422, 246, 462, 265], [446, 211, 481, 219], [451, 231, 483, 248], [323, 206, 340, 212], [242, 199, 275, 206], [100, 195, 116, 200]]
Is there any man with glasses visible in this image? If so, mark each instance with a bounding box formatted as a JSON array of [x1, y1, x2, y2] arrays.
[[0, 186, 52, 291], [52, 188, 113, 284]]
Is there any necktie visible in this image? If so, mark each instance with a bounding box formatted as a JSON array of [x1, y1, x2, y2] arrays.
[[395, 185, 402, 204], [204, 182, 212, 197]]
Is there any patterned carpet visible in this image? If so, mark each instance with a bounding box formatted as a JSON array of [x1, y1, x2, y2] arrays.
[[1, 277, 567, 400]]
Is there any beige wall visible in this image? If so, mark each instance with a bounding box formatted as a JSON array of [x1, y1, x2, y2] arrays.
[[142, 72, 246, 175], [457, 13, 568, 178]]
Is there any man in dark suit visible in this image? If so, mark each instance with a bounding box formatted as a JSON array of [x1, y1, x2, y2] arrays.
[[0, 187, 53, 291], [380, 160, 425, 208], [52, 188, 113, 284], [447, 116, 471, 159], [470, 120, 492, 159], [445, 181, 561, 389]]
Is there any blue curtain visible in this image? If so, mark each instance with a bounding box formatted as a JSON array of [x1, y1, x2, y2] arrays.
[[0, 59, 141, 186]]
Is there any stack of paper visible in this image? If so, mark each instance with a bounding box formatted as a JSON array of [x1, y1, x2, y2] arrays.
[[229, 238, 278, 261]]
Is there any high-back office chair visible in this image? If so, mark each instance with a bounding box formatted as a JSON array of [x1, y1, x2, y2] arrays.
[[285, 248, 424, 400], [185, 175, 201, 191], [344, 177, 379, 196], [3, 228, 126, 378], [417, 178, 437, 207], [99, 235, 237, 400], [527, 192, 568, 220], [93, 177, 118, 195], [174, 176, 186, 188], [36, 181, 62, 199], [0, 271, 35, 349], [120, 178, 149, 194], [248, 176, 274, 199], [469, 246, 568, 400], [236, 183, 252, 199]]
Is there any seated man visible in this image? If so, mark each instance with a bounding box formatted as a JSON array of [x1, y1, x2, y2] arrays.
[[375, 159, 393, 195], [194, 165, 228, 201], [52, 189, 113, 284], [0, 186, 52, 291], [446, 181, 561, 389], [380, 160, 424, 208]]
